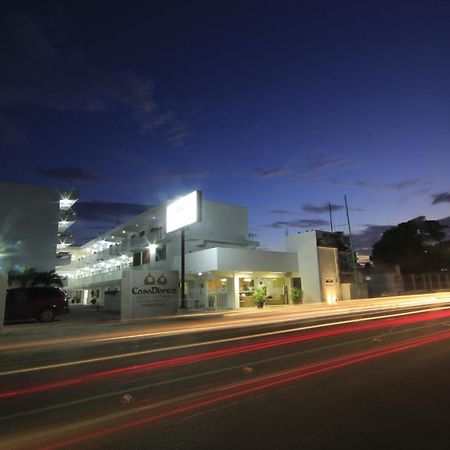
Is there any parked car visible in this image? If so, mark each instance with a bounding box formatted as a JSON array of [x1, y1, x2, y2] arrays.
[[4, 287, 69, 323]]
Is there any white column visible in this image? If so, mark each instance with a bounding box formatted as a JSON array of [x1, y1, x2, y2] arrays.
[[227, 275, 239, 309], [284, 276, 291, 304]]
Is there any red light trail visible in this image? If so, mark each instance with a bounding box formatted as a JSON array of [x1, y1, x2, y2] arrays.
[[2, 308, 450, 399], [39, 328, 450, 450]]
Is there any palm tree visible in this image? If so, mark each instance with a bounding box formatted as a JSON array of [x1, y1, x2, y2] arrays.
[[8, 268, 37, 287], [31, 270, 64, 288]]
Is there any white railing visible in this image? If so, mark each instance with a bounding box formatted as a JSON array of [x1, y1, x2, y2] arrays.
[[67, 269, 124, 288]]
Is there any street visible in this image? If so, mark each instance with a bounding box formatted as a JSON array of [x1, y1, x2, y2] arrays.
[[2, 300, 450, 449]]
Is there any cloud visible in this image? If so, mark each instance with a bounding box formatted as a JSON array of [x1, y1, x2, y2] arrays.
[[307, 154, 355, 172], [352, 224, 391, 253], [165, 121, 193, 147], [385, 178, 422, 191], [152, 169, 211, 181], [74, 201, 150, 223], [268, 209, 298, 215], [35, 166, 103, 183], [0, 15, 153, 113], [266, 218, 329, 229], [256, 166, 291, 178], [302, 203, 344, 214], [70, 200, 152, 244], [355, 178, 424, 191], [0, 13, 190, 146], [432, 192, 450, 205]]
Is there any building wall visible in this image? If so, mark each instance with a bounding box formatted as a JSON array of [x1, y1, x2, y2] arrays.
[[285, 231, 341, 303], [0, 181, 59, 272], [285, 231, 322, 303], [62, 196, 347, 311], [163, 200, 253, 261], [168, 247, 298, 274], [317, 246, 341, 303], [185, 201, 250, 245]]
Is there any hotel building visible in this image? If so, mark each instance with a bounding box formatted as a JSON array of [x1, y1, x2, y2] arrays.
[[59, 195, 345, 310]]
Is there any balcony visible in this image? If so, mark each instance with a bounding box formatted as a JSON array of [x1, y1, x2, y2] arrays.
[[57, 233, 75, 249], [56, 251, 72, 266], [59, 192, 78, 210], [129, 235, 148, 250], [58, 210, 76, 233], [66, 269, 124, 288]]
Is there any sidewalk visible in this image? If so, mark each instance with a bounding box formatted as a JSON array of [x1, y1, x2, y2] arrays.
[[1, 292, 450, 351]]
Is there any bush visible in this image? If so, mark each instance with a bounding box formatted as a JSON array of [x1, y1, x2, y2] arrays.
[[253, 286, 266, 307], [291, 287, 303, 304]]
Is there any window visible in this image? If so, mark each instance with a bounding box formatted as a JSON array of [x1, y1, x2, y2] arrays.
[[156, 244, 166, 261], [292, 277, 302, 289], [6, 289, 27, 303], [133, 252, 141, 266], [29, 289, 51, 300]]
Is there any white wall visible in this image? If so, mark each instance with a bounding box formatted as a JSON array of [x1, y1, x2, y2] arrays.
[[285, 231, 322, 303], [157, 247, 298, 275], [0, 181, 59, 272], [163, 200, 254, 263], [317, 246, 341, 302], [104, 291, 121, 311]]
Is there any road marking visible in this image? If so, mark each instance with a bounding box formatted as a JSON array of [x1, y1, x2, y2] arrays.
[[1, 304, 450, 377]]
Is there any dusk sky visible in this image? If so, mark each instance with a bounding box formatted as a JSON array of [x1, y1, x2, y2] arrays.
[[1, 0, 449, 252]]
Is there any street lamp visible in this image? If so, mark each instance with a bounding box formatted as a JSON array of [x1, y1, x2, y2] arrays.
[[166, 191, 202, 309]]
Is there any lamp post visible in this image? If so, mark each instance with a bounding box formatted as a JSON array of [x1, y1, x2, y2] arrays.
[[166, 191, 202, 311], [180, 228, 186, 308]]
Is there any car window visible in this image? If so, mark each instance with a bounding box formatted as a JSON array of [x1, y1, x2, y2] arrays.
[[28, 288, 63, 300], [7, 290, 28, 302]]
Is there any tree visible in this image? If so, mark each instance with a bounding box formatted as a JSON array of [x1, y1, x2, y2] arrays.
[[8, 268, 37, 287], [31, 270, 64, 287], [371, 216, 448, 273], [8, 268, 64, 288]]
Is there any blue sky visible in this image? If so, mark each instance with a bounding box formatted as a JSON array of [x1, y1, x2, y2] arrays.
[[1, 0, 449, 251]]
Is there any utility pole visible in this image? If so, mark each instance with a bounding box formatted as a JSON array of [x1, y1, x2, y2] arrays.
[[328, 201, 334, 233], [344, 195, 357, 279]]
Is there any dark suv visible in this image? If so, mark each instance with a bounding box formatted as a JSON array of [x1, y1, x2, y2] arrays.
[[5, 287, 69, 323]]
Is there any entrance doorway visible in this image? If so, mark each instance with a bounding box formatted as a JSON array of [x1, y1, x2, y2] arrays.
[[239, 276, 288, 307]]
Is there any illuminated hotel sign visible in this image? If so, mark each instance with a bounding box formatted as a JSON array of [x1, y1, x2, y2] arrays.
[[122, 270, 179, 319], [166, 190, 202, 233]]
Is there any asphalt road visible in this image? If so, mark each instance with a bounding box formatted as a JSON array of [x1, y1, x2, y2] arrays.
[[2, 303, 450, 449]]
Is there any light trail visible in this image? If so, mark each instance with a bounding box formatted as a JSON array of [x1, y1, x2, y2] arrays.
[[92, 298, 450, 342], [2, 308, 450, 399], [2, 294, 449, 354], [2, 304, 450, 377], [0, 333, 378, 423], [33, 327, 450, 450]]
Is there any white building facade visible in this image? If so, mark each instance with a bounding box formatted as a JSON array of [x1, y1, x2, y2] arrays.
[[0, 181, 77, 273], [59, 196, 343, 311]]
